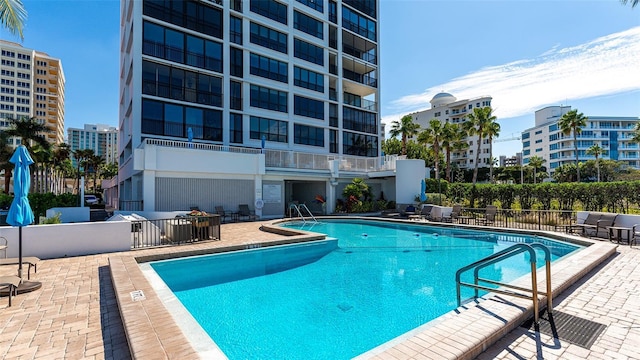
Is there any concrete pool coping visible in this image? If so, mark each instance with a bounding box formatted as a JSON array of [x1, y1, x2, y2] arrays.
[[109, 217, 617, 359]]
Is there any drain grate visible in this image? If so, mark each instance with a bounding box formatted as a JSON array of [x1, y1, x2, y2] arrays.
[[521, 310, 606, 349]]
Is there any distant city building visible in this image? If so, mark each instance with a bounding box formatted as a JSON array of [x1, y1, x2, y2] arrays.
[[68, 124, 118, 166], [522, 106, 640, 174], [0, 40, 65, 145], [500, 152, 522, 167], [409, 92, 493, 169]]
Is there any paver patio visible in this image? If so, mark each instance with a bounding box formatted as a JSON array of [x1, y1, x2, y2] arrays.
[[0, 220, 638, 359]]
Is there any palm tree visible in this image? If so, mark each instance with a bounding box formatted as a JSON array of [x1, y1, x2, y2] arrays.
[[484, 120, 501, 182], [0, 130, 14, 193], [5, 116, 52, 192], [528, 156, 546, 184], [464, 106, 496, 185], [73, 149, 94, 194], [88, 154, 105, 192], [558, 109, 588, 182], [417, 119, 444, 180], [632, 122, 640, 144], [52, 143, 71, 194], [389, 115, 420, 156], [441, 122, 463, 182], [620, 0, 639, 8], [586, 144, 604, 182], [0, 0, 27, 40]]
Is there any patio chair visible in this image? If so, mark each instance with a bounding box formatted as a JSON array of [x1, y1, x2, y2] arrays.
[[0, 236, 6, 258], [238, 204, 258, 221], [0, 257, 40, 280], [570, 212, 602, 236], [408, 205, 433, 221], [442, 204, 462, 223], [215, 206, 232, 223], [589, 213, 618, 238], [476, 205, 497, 226], [0, 275, 20, 307], [632, 224, 640, 247]]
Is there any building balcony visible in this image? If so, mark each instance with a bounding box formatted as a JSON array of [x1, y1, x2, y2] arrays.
[[140, 138, 395, 174]]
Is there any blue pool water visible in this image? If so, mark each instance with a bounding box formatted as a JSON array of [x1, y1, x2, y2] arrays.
[[150, 219, 582, 360]]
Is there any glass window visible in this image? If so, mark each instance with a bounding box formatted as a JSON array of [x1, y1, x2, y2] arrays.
[[250, 22, 287, 54], [205, 40, 223, 73], [294, 124, 324, 147], [329, 129, 338, 153], [185, 107, 203, 139], [230, 15, 243, 45], [294, 10, 323, 39], [141, 99, 164, 135], [296, 0, 323, 13], [186, 35, 204, 68], [344, 0, 376, 18], [143, 0, 222, 39], [294, 95, 324, 120], [250, 84, 287, 113], [250, 0, 287, 25], [294, 38, 324, 66], [164, 103, 184, 137], [343, 107, 377, 134], [342, 6, 376, 41], [230, 80, 242, 110], [250, 116, 288, 143], [343, 131, 378, 157], [294, 66, 324, 93], [203, 109, 223, 141], [230, 113, 243, 143], [230, 47, 243, 78], [165, 28, 184, 63], [250, 53, 288, 83]]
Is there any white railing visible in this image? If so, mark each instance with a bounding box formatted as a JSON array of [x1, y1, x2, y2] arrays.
[[142, 138, 397, 173]]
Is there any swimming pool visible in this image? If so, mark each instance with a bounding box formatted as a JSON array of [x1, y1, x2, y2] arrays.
[[148, 219, 582, 359]]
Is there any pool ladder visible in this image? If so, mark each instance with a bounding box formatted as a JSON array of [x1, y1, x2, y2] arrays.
[[289, 203, 317, 223], [455, 243, 552, 324]]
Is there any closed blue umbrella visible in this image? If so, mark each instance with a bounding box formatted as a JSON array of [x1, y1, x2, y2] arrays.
[[420, 179, 427, 202], [187, 127, 193, 148], [7, 146, 34, 282]]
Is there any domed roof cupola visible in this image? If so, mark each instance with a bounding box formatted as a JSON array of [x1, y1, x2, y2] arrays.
[[430, 92, 456, 108]]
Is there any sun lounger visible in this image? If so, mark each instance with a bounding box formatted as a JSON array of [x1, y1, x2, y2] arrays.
[[0, 275, 20, 306], [0, 257, 40, 280]]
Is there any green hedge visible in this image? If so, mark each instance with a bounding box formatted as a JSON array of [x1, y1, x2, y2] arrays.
[[0, 193, 80, 223], [444, 181, 640, 213]]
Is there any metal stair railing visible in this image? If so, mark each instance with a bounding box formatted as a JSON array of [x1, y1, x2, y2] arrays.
[[288, 204, 318, 223], [455, 243, 552, 324]]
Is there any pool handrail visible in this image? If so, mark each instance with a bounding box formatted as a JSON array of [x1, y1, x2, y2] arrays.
[[455, 243, 552, 324]]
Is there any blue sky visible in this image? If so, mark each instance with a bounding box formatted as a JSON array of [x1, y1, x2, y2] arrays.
[[5, 0, 639, 157]]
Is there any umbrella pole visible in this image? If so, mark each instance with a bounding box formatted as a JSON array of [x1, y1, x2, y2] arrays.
[[18, 226, 23, 282]]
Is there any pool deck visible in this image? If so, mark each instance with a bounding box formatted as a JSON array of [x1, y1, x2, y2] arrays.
[[0, 219, 638, 359]]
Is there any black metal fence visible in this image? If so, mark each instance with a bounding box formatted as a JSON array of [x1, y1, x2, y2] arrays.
[[130, 215, 221, 249], [457, 208, 577, 232]]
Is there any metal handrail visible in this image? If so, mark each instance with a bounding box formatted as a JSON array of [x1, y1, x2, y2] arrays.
[[288, 204, 318, 223], [455, 243, 552, 324]]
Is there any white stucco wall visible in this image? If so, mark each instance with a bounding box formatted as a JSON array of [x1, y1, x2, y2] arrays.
[[0, 221, 131, 259], [395, 159, 426, 204]]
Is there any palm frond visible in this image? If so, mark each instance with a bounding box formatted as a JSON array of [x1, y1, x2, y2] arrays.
[[0, 0, 27, 40]]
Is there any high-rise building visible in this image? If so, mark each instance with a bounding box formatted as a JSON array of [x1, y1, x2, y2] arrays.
[[0, 40, 65, 145], [118, 0, 385, 214], [68, 124, 119, 166], [409, 92, 493, 169], [522, 106, 640, 174]]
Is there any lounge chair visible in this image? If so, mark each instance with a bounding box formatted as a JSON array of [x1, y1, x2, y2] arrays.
[[476, 205, 497, 226], [0, 236, 6, 258], [215, 206, 232, 223], [0, 257, 40, 280], [632, 224, 640, 247], [442, 204, 462, 223], [409, 205, 433, 221], [238, 204, 258, 221], [0, 275, 20, 306], [590, 213, 618, 238]]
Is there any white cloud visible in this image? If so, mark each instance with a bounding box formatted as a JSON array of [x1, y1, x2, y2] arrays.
[[382, 27, 640, 133]]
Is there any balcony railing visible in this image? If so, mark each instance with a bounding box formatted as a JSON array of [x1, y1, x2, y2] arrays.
[[141, 138, 396, 173], [130, 215, 221, 249]]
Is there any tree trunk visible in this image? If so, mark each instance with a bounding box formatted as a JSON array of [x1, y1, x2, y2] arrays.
[[489, 137, 494, 183], [574, 130, 580, 182], [445, 148, 452, 182], [473, 135, 482, 184]]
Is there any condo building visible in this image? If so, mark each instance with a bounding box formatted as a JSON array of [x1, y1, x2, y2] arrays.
[[409, 92, 493, 169], [68, 124, 119, 166], [0, 40, 65, 145], [522, 106, 640, 174], [117, 0, 391, 215]]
